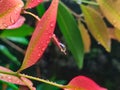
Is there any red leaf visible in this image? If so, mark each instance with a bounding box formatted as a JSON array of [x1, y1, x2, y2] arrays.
[[0, 0, 24, 29], [24, 0, 43, 9], [7, 16, 25, 29], [0, 66, 33, 87], [64, 76, 107, 90], [18, 0, 59, 71]]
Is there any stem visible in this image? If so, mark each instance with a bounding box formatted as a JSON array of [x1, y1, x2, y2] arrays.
[[23, 11, 40, 21], [1, 38, 25, 54], [20, 74, 67, 89], [0, 71, 18, 76], [0, 71, 67, 89]]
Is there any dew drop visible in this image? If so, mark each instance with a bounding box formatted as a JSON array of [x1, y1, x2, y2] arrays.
[[3, 23, 8, 27], [37, 0, 41, 2], [50, 22, 54, 28], [16, 80, 20, 84], [41, 48, 45, 51], [10, 16, 15, 23], [38, 53, 41, 57], [8, 76, 11, 79]]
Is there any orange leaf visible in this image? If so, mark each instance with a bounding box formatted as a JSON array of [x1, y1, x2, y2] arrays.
[[0, 0, 24, 29], [81, 5, 111, 52], [78, 21, 91, 53], [64, 76, 107, 90], [18, 0, 59, 71], [97, 0, 120, 29], [24, 0, 43, 9], [108, 28, 120, 42], [0, 66, 33, 87]]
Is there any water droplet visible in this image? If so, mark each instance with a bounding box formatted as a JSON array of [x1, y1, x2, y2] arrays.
[[41, 48, 44, 51], [10, 16, 15, 23], [3, 23, 8, 27], [16, 80, 20, 83], [97, 42, 101, 45], [50, 21, 54, 28], [38, 53, 41, 57], [59, 43, 66, 55], [8, 76, 11, 79], [37, 0, 41, 2]]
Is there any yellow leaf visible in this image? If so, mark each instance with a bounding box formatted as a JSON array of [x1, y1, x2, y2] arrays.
[[81, 5, 111, 52], [78, 21, 91, 53], [108, 28, 120, 42], [97, 0, 120, 29]]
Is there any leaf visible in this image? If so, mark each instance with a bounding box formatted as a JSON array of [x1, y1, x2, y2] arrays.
[[0, 24, 33, 37], [78, 21, 91, 53], [7, 16, 25, 29], [0, 66, 32, 86], [0, 45, 20, 66], [0, 80, 19, 90], [57, 2, 84, 69], [97, 0, 120, 29], [0, 0, 24, 29], [18, 0, 59, 71], [108, 28, 120, 42], [81, 5, 111, 52], [64, 76, 107, 90], [7, 37, 28, 45], [25, 0, 43, 9], [36, 3, 46, 17]]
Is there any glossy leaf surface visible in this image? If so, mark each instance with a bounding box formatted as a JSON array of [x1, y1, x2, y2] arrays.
[[19, 0, 59, 71], [64, 76, 107, 90], [57, 2, 84, 68], [81, 5, 111, 52], [0, 0, 24, 29], [0, 66, 32, 86], [7, 16, 25, 29], [97, 0, 120, 29], [0, 24, 33, 37], [78, 21, 91, 53], [7, 37, 28, 45], [0, 80, 18, 90], [25, 0, 43, 9], [0, 45, 20, 66]]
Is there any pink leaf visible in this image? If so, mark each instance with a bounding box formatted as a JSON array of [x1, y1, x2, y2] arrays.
[[7, 16, 25, 29], [0, 0, 24, 29], [0, 66, 33, 87], [18, 0, 59, 71], [24, 0, 43, 9], [64, 76, 107, 90]]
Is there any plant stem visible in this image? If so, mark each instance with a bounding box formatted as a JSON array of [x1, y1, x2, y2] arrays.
[[20, 74, 67, 89], [1, 38, 25, 54], [23, 11, 40, 21], [0, 71, 68, 88]]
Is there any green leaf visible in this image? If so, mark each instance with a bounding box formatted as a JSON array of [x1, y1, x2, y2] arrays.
[[36, 3, 46, 17], [81, 5, 111, 52], [7, 37, 28, 45], [97, 0, 120, 29], [0, 24, 33, 37], [57, 2, 84, 69], [0, 80, 18, 90], [0, 45, 20, 66]]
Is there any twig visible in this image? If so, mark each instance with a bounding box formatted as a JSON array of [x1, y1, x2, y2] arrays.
[[1, 38, 25, 54]]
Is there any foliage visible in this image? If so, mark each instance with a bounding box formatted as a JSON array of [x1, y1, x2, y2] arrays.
[[0, 0, 120, 90]]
